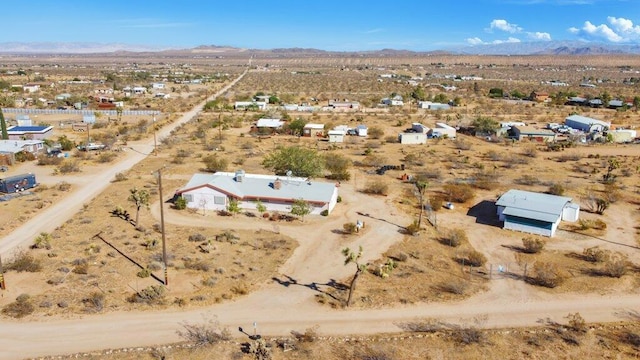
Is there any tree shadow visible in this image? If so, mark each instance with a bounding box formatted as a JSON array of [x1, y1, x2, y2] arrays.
[[466, 200, 501, 227], [356, 211, 405, 230], [501, 244, 527, 253], [271, 274, 347, 301]]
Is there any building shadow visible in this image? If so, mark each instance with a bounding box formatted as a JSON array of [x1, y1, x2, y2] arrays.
[[466, 200, 501, 227]]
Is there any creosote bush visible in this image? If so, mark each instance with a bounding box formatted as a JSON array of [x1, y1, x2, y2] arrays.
[[7, 250, 42, 272], [2, 293, 35, 318], [522, 236, 546, 254], [529, 262, 564, 288], [363, 180, 388, 196], [177, 317, 231, 346], [442, 183, 475, 203]]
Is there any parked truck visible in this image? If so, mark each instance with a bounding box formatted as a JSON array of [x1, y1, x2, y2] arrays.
[[0, 173, 37, 193]]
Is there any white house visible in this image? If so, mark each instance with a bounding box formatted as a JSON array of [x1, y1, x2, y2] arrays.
[[328, 130, 346, 143], [382, 95, 404, 106], [151, 82, 165, 89], [235, 101, 268, 110], [496, 189, 579, 237], [398, 132, 427, 144], [255, 118, 284, 129], [175, 171, 339, 215], [418, 101, 450, 110], [0, 139, 45, 155], [23, 84, 40, 93]]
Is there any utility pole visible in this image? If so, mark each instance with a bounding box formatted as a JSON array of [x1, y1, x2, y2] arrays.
[[156, 167, 168, 286], [153, 116, 157, 156], [86, 122, 90, 146], [0, 255, 5, 290]]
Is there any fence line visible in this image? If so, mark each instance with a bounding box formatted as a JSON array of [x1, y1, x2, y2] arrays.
[[1, 108, 161, 116]]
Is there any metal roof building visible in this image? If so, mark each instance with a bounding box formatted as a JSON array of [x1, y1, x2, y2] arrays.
[[176, 171, 339, 215], [496, 189, 579, 237], [564, 115, 610, 133]]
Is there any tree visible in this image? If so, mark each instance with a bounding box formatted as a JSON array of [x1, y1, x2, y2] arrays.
[[342, 246, 366, 307], [633, 96, 640, 111], [602, 158, 620, 183], [285, 117, 307, 136], [57, 135, 75, 151], [367, 126, 384, 139], [471, 117, 500, 134], [600, 91, 611, 106], [227, 198, 241, 215], [262, 146, 323, 178], [128, 187, 150, 226], [433, 93, 448, 104], [290, 198, 311, 220], [0, 108, 7, 140], [410, 86, 426, 101], [255, 199, 267, 213], [488, 88, 503, 98], [324, 153, 351, 180], [202, 154, 228, 173], [414, 180, 428, 228]]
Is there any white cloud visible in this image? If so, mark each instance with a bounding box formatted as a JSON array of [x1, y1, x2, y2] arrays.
[[490, 19, 523, 33], [582, 20, 624, 42], [570, 17, 640, 43], [362, 28, 384, 34], [607, 17, 640, 39], [466, 37, 484, 45], [528, 32, 552, 41], [492, 37, 521, 44]]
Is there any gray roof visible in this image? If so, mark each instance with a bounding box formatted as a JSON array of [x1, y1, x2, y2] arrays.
[[177, 172, 336, 204], [565, 115, 610, 128], [496, 189, 572, 223]]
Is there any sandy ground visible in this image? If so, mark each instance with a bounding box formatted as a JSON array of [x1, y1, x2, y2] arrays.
[[0, 70, 639, 359]]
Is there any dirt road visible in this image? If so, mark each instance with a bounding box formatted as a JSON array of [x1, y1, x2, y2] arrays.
[[0, 69, 639, 359]]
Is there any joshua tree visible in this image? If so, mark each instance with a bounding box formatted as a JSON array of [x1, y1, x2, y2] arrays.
[[342, 246, 366, 307], [0, 108, 8, 140], [128, 187, 150, 226]]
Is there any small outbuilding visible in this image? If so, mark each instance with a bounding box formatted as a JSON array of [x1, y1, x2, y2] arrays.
[[398, 132, 427, 145], [328, 130, 346, 143], [511, 125, 556, 142], [496, 189, 579, 237], [303, 123, 324, 137]]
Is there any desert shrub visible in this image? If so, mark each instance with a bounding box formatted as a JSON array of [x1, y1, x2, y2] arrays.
[[202, 276, 218, 287], [368, 126, 384, 139], [438, 279, 468, 295], [83, 292, 106, 312], [417, 168, 443, 181], [113, 172, 128, 182], [515, 174, 540, 186], [429, 196, 444, 211], [231, 283, 248, 295], [37, 156, 63, 166], [602, 253, 627, 278], [32, 232, 52, 250], [291, 326, 319, 343], [57, 181, 72, 191], [96, 152, 117, 163], [73, 262, 89, 275], [188, 233, 207, 242], [465, 250, 487, 267], [521, 145, 538, 158], [522, 236, 546, 254], [453, 139, 472, 150], [137, 268, 151, 278], [548, 183, 565, 196], [128, 285, 166, 304], [363, 180, 388, 196], [57, 159, 81, 174], [202, 154, 228, 172], [582, 246, 610, 263], [320, 209, 328, 216], [7, 250, 42, 272], [443, 228, 467, 247], [343, 222, 357, 234], [565, 313, 587, 333], [579, 219, 607, 231], [177, 317, 231, 346], [184, 258, 211, 272], [384, 135, 398, 143], [404, 220, 420, 235], [529, 262, 564, 288], [2, 294, 35, 318], [442, 183, 475, 203], [453, 326, 486, 345]]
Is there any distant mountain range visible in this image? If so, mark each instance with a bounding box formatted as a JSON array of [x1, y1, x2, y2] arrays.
[[0, 41, 639, 56]]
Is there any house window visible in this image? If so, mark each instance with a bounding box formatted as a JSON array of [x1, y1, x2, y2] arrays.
[[214, 196, 226, 205], [183, 194, 193, 202]]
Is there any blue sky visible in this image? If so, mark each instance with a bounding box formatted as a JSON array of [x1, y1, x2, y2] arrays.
[[2, 0, 639, 51]]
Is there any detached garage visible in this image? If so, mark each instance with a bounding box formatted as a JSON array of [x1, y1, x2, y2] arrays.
[[496, 189, 579, 237]]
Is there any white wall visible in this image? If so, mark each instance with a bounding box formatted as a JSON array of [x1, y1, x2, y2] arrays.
[[399, 133, 427, 144]]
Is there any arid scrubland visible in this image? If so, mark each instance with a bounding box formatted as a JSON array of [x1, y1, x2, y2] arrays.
[[0, 53, 639, 358]]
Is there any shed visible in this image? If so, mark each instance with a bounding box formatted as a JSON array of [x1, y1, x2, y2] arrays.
[[608, 129, 637, 143], [16, 115, 32, 127], [355, 124, 368, 137], [303, 123, 324, 137], [398, 132, 427, 145], [496, 189, 579, 237], [512, 125, 556, 142], [328, 130, 346, 143], [431, 123, 457, 139], [565, 115, 610, 132]]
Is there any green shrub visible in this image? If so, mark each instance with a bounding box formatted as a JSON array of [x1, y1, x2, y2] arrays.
[[128, 285, 166, 304], [174, 196, 187, 210], [522, 236, 545, 254]]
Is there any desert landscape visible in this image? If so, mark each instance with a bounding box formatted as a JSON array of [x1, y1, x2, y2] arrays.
[[0, 50, 639, 360]]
